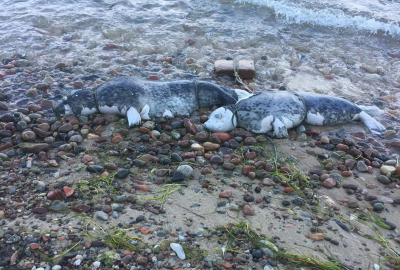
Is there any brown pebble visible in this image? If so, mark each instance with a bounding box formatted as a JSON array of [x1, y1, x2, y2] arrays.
[[219, 190, 232, 198], [242, 205, 255, 216], [29, 243, 39, 250]]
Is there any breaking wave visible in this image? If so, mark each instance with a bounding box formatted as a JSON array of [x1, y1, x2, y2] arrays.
[[236, 0, 400, 36]]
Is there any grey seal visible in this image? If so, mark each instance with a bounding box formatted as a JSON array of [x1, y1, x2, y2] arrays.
[[204, 91, 386, 137], [53, 76, 247, 127]]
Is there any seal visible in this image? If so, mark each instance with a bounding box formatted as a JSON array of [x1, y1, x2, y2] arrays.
[[204, 91, 386, 137], [53, 76, 247, 127]]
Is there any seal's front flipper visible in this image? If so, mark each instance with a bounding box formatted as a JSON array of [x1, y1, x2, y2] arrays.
[[272, 117, 288, 138], [127, 107, 141, 127], [140, 104, 150, 120], [357, 111, 386, 134]]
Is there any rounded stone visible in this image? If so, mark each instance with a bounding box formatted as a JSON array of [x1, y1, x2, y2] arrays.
[[242, 205, 255, 216], [194, 131, 208, 142], [87, 165, 105, 173], [203, 142, 220, 151], [69, 135, 83, 143], [22, 130, 36, 141], [262, 178, 275, 186], [115, 169, 129, 179], [373, 203, 384, 212], [356, 161, 369, 172], [176, 165, 193, 179], [219, 190, 232, 198], [380, 165, 396, 175], [322, 178, 336, 188], [171, 153, 182, 162], [210, 155, 224, 165], [282, 200, 291, 207], [378, 175, 391, 184], [222, 162, 235, 171], [95, 211, 109, 221]]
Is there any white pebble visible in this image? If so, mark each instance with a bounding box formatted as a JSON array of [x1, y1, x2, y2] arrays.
[[170, 243, 185, 260], [92, 261, 101, 268], [374, 264, 380, 270], [51, 266, 61, 270], [74, 259, 81, 266]]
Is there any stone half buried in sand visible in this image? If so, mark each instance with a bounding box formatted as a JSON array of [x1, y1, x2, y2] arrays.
[[19, 143, 50, 154], [170, 243, 185, 260]]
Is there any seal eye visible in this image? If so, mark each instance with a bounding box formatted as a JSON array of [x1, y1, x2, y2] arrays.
[[215, 113, 222, 119]]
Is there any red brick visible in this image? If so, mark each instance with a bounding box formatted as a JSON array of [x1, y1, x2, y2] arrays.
[[214, 60, 234, 77], [238, 59, 255, 79]]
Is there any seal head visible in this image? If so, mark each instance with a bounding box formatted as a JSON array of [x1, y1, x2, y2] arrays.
[[203, 106, 237, 132], [53, 90, 98, 117]]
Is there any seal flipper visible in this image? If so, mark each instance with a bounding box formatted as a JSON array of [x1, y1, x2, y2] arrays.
[[140, 104, 150, 120], [357, 111, 386, 134], [234, 89, 253, 101], [271, 117, 289, 138], [127, 107, 141, 127]]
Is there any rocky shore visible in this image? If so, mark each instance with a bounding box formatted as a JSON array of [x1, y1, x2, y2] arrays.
[[0, 56, 400, 270]]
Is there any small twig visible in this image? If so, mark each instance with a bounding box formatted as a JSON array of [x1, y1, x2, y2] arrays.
[[177, 205, 206, 219]]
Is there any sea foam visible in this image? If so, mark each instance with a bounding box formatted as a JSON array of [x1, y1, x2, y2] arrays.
[[236, 0, 400, 36]]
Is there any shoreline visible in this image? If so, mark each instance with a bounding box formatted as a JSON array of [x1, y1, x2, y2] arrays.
[[0, 90, 399, 269]]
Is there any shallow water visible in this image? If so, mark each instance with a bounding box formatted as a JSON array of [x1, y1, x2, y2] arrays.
[[0, 0, 399, 127]]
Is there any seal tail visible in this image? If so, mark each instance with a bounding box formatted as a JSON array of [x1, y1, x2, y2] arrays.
[[357, 111, 386, 134]]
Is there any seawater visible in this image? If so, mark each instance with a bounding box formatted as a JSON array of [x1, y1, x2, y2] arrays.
[[0, 0, 399, 126]]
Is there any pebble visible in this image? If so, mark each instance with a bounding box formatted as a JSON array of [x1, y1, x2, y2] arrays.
[[87, 165, 105, 173], [219, 190, 232, 198], [176, 165, 193, 178], [378, 175, 391, 184], [356, 161, 369, 172], [380, 165, 396, 175], [262, 178, 275, 186], [115, 169, 129, 179], [96, 211, 109, 221], [373, 203, 384, 212], [49, 201, 67, 212], [242, 205, 255, 216], [282, 200, 290, 207], [171, 153, 182, 162], [322, 178, 336, 188], [172, 171, 185, 182], [170, 243, 185, 260], [210, 155, 224, 165]]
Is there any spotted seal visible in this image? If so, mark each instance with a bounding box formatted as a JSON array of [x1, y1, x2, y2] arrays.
[[204, 91, 386, 137], [53, 76, 247, 126]]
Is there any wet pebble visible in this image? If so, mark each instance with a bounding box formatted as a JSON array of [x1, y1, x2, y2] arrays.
[[378, 175, 391, 184], [87, 165, 105, 173], [115, 169, 129, 179], [96, 211, 109, 221], [176, 165, 193, 178], [242, 205, 255, 216], [373, 203, 384, 212], [356, 161, 369, 172], [322, 178, 336, 188], [210, 155, 224, 165]]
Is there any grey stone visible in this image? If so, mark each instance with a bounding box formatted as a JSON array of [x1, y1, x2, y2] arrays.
[[96, 211, 109, 221]]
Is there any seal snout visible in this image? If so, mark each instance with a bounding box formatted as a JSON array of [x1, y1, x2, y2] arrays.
[[204, 107, 236, 132]]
